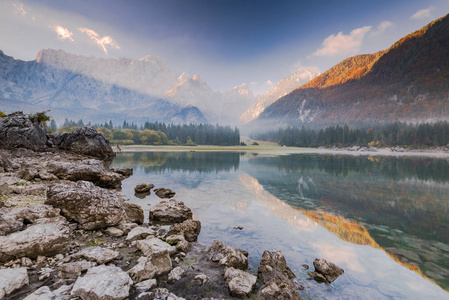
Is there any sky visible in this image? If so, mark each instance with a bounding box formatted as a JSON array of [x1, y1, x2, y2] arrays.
[[1, 0, 449, 95]]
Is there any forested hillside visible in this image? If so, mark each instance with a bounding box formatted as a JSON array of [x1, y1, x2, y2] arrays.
[[256, 14, 449, 126]]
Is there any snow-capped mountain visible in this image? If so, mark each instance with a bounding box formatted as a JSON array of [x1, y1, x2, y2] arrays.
[[35, 49, 178, 97], [240, 68, 319, 123], [0, 49, 259, 126], [0, 49, 206, 124]]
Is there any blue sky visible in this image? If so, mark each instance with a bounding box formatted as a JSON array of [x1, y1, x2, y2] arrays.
[[1, 0, 448, 94]]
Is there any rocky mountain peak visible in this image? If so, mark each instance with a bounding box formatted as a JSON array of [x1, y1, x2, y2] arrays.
[[177, 72, 192, 83]]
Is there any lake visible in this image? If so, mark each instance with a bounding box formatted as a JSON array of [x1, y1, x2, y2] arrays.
[[111, 151, 449, 299]]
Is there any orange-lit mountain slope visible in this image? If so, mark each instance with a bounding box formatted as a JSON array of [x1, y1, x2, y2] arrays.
[[257, 14, 449, 126]]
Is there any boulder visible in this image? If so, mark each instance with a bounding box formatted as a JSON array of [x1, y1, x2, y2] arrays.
[[206, 240, 248, 270], [134, 183, 154, 193], [111, 168, 133, 178], [46, 181, 130, 230], [308, 258, 344, 284], [136, 237, 177, 256], [126, 227, 155, 242], [0, 213, 24, 236], [119, 223, 139, 234], [22, 286, 55, 300], [0, 112, 49, 152], [71, 265, 132, 300], [0, 151, 17, 172], [105, 227, 124, 237], [166, 219, 201, 242], [258, 250, 296, 283], [46, 159, 123, 189], [149, 199, 192, 225], [0, 268, 29, 299], [50, 127, 114, 160], [122, 202, 144, 224], [224, 267, 257, 298], [0, 182, 10, 196], [137, 288, 185, 300], [71, 247, 120, 264], [129, 252, 172, 282], [0, 204, 61, 236], [153, 188, 176, 199], [164, 234, 190, 252], [57, 260, 97, 279], [257, 251, 301, 300], [134, 279, 157, 293], [0, 220, 72, 262], [168, 266, 185, 283]]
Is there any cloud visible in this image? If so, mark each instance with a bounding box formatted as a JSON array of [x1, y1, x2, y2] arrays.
[[313, 26, 372, 56], [52, 25, 74, 41], [77, 27, 120, 55], [12, 2, 27, 16], [371, 21, 394, 36], [266, 80, 273, 85], [411, 7, 433, 20]]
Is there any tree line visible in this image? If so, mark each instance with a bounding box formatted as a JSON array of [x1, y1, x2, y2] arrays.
[[59, 118, 240, 146], [255, 122, 449, 148]]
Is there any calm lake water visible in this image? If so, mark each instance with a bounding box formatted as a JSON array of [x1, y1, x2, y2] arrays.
[[111, 151, 449, 299]]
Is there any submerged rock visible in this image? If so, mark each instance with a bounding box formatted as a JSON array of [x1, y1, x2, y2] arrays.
[[308, 258, 344, 284], [149, 199, 192, 225], [206, 240, 249, 270], [134, 183, 154, 193], [153, 188, 176, 199], [71, 264, 132, 300]]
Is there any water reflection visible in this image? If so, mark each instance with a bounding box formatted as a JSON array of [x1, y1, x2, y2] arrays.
[[113, 151, 241, 174], [112, 151, 449, 297], [245, 154, 449, 290]]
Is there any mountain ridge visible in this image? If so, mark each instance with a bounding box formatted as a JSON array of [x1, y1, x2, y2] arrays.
[[255, 13, 449, 127]]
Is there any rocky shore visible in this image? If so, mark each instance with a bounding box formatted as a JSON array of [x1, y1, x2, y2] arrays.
[[0, 112, 343, 299]]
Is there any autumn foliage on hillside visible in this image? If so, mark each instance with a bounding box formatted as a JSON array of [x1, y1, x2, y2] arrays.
[[259, 14, 449, 125]]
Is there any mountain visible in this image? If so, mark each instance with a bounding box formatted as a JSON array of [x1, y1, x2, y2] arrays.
[[240, 68, 319, 123], [165, 74, 256, 125], [0, 49, 207, 125], [255, 14, 449, 127]]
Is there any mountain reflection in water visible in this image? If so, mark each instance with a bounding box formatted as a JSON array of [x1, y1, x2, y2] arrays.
[[112, 151, 449, 298]]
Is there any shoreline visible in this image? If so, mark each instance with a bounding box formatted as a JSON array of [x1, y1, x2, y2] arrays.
[[116, 144, 449, 158]]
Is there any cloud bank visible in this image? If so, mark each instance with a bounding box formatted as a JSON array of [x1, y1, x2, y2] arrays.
[[411, 7, 433, 20], [313, 26, 372, 56], [78, 27, 120, 55], [52, 25, 74, 41]]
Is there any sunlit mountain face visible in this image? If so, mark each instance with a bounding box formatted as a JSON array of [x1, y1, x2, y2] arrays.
[[255, 14, 449, 127]]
